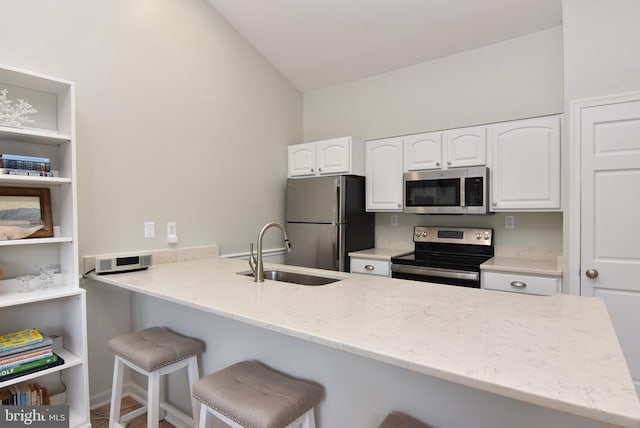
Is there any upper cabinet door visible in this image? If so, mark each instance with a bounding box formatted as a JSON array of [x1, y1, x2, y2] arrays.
[[288, 142, 316, 177], [404, 132, 442, 171], [366, 137, 404, 212], [316, 137, 351, 175], [444, 126, 487, 168], [490, 115, 561, 211]]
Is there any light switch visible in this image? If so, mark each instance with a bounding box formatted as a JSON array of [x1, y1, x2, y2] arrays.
[[144, 221, 155, 238]]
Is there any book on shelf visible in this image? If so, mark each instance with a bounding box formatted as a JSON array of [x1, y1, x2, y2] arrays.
[[0, 353, 64, 383], [0, 336, 53, 358], [0, 329, 43, 354], [0, 381, 51, 406], [0, 154, 50, 163], [0, 349, 53, 370], [0, 347, 53, 368], [0, 168, 55, 177], [16, 383, 31, 406], [0, 154, 50, 172]]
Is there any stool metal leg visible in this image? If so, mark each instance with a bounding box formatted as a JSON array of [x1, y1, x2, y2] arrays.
[[109, 355, 125, 427]]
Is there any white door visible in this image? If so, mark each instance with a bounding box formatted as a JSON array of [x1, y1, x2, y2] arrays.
[[404, 132, 442, 171], [365, 137, 404, 211], [579, 97, 640, 394], [444, 126, 486, 168]]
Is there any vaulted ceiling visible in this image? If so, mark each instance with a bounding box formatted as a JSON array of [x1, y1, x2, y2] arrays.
[[207, 0, 563, 92]]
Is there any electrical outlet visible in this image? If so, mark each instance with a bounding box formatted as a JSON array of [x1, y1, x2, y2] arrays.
[[167, 221, 179, 244], [391, 215, 398, 227], [144, 221, 155, 238], [505, 215, 515, 229]]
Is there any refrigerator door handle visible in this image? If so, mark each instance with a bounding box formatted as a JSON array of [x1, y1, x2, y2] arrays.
[[334, 225, 340, 270], [335, 177, 341, 224]]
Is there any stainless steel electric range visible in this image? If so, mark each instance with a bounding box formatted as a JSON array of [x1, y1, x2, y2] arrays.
[[391, 226, 494, 288]]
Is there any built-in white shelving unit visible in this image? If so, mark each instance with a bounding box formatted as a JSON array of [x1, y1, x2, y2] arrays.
[[0, 64, 89, 427]]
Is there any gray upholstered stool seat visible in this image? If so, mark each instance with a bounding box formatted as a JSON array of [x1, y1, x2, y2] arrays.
[[108, 326, 204, 371], [108, 327, 205, 428], [378, 411, 430, 428], [193, 360, 323, 428]]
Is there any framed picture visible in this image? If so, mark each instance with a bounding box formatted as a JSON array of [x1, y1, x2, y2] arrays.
[[0, 186, 53, 240]]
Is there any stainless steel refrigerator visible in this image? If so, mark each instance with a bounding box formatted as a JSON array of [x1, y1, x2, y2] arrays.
[[285, 175, 375, 271]]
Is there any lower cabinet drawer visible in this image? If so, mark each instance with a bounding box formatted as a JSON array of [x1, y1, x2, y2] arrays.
[[482, 271, 561, 296], [350, 258, 390, 277]]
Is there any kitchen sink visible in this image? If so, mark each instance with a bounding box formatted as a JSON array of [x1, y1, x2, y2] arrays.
[[237, 269, 342, 286]]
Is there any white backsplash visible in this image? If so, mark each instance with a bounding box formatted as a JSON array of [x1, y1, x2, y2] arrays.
[[374, 211, 563, 259]]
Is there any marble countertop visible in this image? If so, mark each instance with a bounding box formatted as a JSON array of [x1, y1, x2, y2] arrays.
[[89, 256, 640, 427], [348, 248, 411, 261], [480, 256, 562, 276]]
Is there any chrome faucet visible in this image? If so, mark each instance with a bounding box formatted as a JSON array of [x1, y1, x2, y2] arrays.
[[249, 222, 292, 282]]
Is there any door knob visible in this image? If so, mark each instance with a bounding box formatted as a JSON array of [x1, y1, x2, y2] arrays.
[[585, 269, 599, 279]]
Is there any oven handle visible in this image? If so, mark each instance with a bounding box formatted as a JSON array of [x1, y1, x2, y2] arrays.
[[391, 264, 479, 281]]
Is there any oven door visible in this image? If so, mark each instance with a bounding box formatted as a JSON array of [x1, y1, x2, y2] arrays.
[[403, 170, 466, 214], [391, 264, 481, 288]]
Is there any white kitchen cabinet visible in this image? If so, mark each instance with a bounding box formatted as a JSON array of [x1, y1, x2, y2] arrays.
[[288, 142, 316, 177], [404, 131, 442, 171], [288, 136, 364, 177], [0, 64, 89, 427], [482, 270, 561, 296], [365, 137, 404, 212], [489, 115, 561, 211], [350, 257, 391, 277], [404, 126, 486, 172], [444, 126, 487, 168]]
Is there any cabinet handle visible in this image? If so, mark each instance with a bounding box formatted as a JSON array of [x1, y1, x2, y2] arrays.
[[492, 201, 497, 206], [510, 281, 527, 288], [447, 161, 451, 165], [310, 168, 314, 172], [585, 269, 599, 279], [318, 168, 322, 172], [365, 265, 375, 271], [436, 162, 440, 167], [397, 203, 402, 208]]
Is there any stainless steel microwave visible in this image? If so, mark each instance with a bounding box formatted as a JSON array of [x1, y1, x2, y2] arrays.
[[403, 166, 489, 214]]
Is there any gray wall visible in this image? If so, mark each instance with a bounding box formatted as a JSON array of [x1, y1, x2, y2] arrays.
[[0, 0, 301, 403], [0, 0, 302, 258], [303, 27, 565, 251]]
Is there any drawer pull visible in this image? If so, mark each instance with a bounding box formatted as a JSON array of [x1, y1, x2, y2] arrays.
[[365, 265, 375, 271], [510, 281, 527, 288]]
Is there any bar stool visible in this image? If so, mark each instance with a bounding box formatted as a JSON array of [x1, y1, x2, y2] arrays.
[[193, 360, 323, 428], [377, 411, 431, 428], [107, 326, 205, 428]]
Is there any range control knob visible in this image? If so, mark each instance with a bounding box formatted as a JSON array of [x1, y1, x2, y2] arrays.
[[475, 233, 482, 240], [484, 232, 490, 240]]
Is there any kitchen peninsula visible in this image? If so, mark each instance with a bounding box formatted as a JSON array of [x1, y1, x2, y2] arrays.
[[87, 251, 640, 428]]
